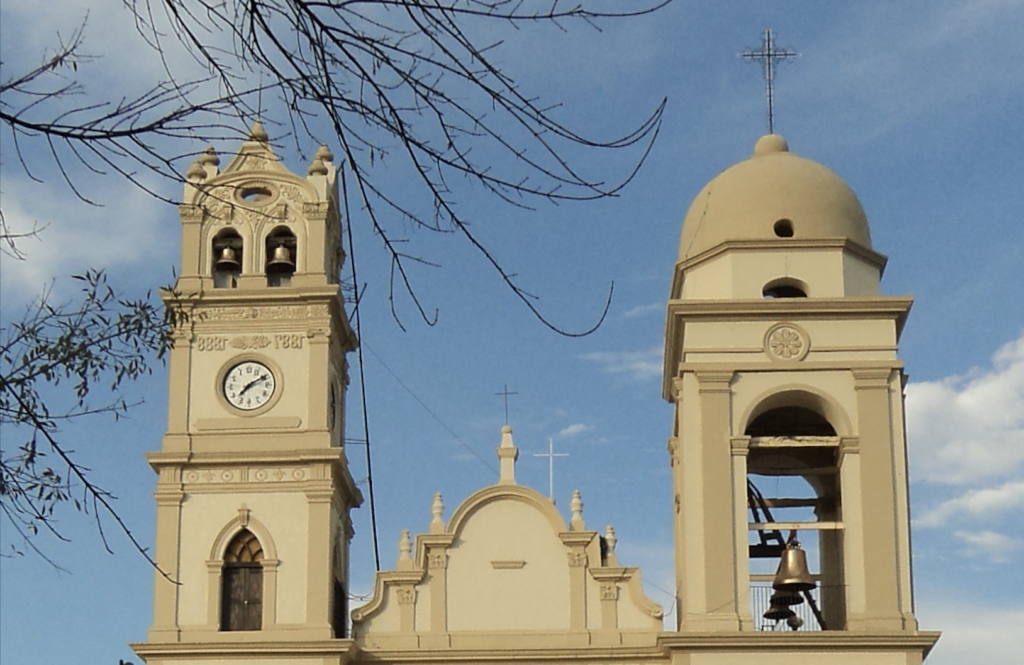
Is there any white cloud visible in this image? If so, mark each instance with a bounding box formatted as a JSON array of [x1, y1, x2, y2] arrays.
[[0, 176, 177, 301], [916, 600, 1024, 665], [916, 481, 1024, 528], [953, 530, 1024, 564], [906, 333, 1024, 485], [558, 423, 592, 438], [621, 302, 661, 319], [582, 346, 662, 381]]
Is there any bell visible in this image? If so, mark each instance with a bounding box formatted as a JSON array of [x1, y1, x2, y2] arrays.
[[768, 589, 804, 607], [763, 603, 795, 621], [214, 246, 240, 271], [772, 540, 816, 592], [266, 244, 295, 273]]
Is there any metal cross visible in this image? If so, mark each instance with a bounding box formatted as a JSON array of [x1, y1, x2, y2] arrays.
[[534, 438, 568, 503], [739, 29, 799, 134], [495, 384, 518, 425]]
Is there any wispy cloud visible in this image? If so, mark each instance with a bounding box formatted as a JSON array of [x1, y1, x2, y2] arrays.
[[906, 332, 1024, 485], [916, 481, 1024, 527], [953, 530, 1024, 564], [558, 423, 592, 438], [582, 346, 662, 382], [621, 302, 661, 319]]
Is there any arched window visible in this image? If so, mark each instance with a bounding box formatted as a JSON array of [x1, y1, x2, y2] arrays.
[[221, 529, 264, 631], [212, 230, 242, 289], [763, 277, 808, 299], [265, 227, 296, 287]]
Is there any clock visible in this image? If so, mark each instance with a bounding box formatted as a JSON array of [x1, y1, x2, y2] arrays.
[[223, 360, 277, 411], [328, 382, 338, 430]]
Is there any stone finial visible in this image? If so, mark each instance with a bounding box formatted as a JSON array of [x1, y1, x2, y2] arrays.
[[185, 160, 206, 182], [605, 525, 618, 566], [397, 529, 414, 570], [497, 425, 519, 485], [315, 144, 335, 163], [308, 157, 328, 176], [430, 492, 445, 534], [198, 145, 220, 166], [570, 489, 585, 531], [248, 119, 269, 142]]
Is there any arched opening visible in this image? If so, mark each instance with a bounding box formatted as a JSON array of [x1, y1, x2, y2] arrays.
[[763, 278, 808, 299], [746, 407, 836, 437], [211, 230, 242, 288], [744, 403, 844, 631], [221, 529, 264, 631], [265, 227, 296, 287]]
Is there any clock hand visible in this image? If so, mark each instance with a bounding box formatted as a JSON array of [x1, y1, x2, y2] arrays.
[[238, 374, 270, 397]]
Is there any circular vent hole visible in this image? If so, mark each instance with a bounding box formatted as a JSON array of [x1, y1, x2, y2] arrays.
[[774, 219, 794, 238]]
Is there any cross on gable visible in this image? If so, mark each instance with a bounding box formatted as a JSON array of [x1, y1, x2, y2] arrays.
[[495, 384, 518, 425], [739, 29, 799, 134]]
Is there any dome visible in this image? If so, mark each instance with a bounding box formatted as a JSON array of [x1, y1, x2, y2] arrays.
[[678, 135, 872, 260]]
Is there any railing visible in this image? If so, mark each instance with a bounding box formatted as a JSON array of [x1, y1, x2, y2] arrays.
[[750, 583, 843, 631]]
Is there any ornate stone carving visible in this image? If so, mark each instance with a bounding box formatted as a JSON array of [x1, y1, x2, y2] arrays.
[[764, 323, 810, 361], [567, 552, 588, 568], [303, 201, 330, 218], [428, 553, 448, 569], [251, 467, 308, 482], [600, 583, 619, 600], [230, 334, 273, 350], [184, 469, 238, 484], [200, 306, 306, 321], [396, 588, 416, 605], [178, 204, 204, 223]]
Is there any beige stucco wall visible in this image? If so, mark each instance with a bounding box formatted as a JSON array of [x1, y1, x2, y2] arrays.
[[177, 491, 310, 627], [447, 499, 571, 631]]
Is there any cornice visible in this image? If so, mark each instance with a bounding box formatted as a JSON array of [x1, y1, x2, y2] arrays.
[[658, 630, 941, 656], [673, 238, 889, 274], [662, 296, 913, 400]]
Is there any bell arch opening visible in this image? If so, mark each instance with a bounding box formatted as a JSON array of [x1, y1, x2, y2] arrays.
[[743, 395, 846, 631], [265, 226, 297, 287], [763, 277, 808, 299], [211, 230, 243, 288]]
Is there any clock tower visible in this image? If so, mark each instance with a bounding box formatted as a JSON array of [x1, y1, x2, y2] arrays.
[[136, 122, 362, 660]]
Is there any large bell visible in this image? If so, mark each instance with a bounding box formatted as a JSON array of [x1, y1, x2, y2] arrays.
[[772, 540, 816, 592], [214, 246, 240, 271], [266, 244, 295, 273]]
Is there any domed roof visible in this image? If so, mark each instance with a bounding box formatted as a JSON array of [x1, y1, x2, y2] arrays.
[[678, 135, 872, 260]]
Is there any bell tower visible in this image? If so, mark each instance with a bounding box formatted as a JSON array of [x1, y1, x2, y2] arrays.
[[662, 135, 938, 659], [136, 123, 362, 659]]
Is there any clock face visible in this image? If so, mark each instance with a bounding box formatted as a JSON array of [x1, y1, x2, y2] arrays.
[[328, 383, 338, 429], [223, 360, 277, 411]]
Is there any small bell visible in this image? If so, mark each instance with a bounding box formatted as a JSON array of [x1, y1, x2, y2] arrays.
[[772, 539, 816, 592], [763, 603, 795, 621], [266, 244, 295, 273], [214, 246, 240, 271]]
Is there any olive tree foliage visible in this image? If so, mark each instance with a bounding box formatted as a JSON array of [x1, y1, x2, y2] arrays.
[[0, 0, 669, 559], [0, 271, 176, 566]]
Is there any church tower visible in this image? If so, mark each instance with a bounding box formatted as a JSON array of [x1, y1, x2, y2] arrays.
[[661, 135, 939, 659], [136, 123, 362, 660]]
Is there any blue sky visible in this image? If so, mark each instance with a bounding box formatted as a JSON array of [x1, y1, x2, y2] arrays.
[[2, 1, 1023, 663]]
